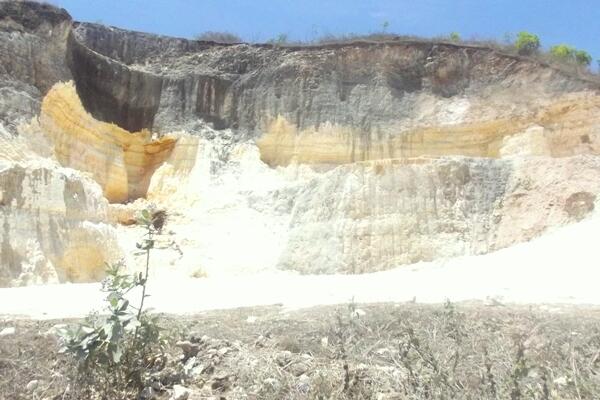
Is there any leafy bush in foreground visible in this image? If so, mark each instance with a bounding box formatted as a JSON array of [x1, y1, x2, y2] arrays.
[[57, 210, 165, 398]]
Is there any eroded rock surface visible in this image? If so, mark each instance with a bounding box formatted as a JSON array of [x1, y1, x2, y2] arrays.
[[0, 160, 121, 286], [2, 1, 600, 283], [40, 81, 176, 202], [0, 1, 71, 133]]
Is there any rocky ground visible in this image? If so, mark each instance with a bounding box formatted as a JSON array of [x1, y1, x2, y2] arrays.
[[2, 302, 600, 399]]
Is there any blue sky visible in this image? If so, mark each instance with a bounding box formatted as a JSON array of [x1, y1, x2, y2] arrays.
[[53, 0, 599, 68]]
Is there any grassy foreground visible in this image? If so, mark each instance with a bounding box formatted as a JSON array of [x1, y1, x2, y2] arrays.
[[2, 302, 600, 399]]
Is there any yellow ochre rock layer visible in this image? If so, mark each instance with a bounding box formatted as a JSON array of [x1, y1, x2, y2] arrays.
[[40, 81, 176, 203], [258, 93, 600, 166]]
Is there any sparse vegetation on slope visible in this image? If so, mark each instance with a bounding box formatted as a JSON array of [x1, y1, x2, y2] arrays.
[[256, 30, 596, 81], [448, 32, 461, 42], [550, 44, 593, 66], [3, 303, 600, 399]]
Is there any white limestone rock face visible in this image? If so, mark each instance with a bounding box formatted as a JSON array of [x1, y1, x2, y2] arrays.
[[141, 130, 600, 276], [277, 155, 600, 274], [279, 158, 510, 274], [0, 160, 122, 286], [500, 126, 551, 157], [142, 133, 311, 279]]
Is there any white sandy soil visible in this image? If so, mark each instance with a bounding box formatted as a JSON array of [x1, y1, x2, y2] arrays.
[[1, 211, 599, 319]]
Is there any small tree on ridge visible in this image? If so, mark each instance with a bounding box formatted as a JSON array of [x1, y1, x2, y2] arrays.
[[515, 31, 540, 55]]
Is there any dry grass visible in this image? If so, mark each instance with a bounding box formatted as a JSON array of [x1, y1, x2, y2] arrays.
[[262, 32, 599, 84], [3, 302, 600, 399], [0, 321, 72, 400]]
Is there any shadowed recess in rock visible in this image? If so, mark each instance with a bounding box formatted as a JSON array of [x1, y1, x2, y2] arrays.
[[67, 28, 164, 132], [39, 81, 177, 203]]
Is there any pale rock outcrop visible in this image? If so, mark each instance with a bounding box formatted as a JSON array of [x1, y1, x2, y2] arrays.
[[141, 133, 308, 278], [279, 155, 600, 273], [0, 159, 121, 286], [139, 130, 600, 276], [279, 158, 509, 273], [500, 126, 550, 157], [494, 155, 600, 248]]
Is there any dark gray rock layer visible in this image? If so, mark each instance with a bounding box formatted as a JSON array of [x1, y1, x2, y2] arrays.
[[67, 19, 596, 137], [0, 1, 71, 133], [2, 1, 596, 140]]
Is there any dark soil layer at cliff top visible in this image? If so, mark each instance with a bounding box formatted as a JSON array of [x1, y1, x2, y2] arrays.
[[2, 302, 600, 399]]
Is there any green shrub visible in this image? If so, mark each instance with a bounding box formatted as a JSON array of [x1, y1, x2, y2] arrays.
[[57, 210, 166, 398], [550, 44, 575, 60], [515, 31, 540, 55], [575, 49, 592, 66], [449, 32, 461, 42], [550, 44, 592, 66]]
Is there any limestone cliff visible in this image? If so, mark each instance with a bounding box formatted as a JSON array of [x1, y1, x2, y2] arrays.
[[0, 159, 121, 286], [142, 136, 600, 275], [280, 156, 600, 273], [2, 1, 600, 284], [68, 22, 594, 138]]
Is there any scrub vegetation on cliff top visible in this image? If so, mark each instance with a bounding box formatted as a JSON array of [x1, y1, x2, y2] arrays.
[[192, 28, 597, 79], [314, 31, 593, 72]]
